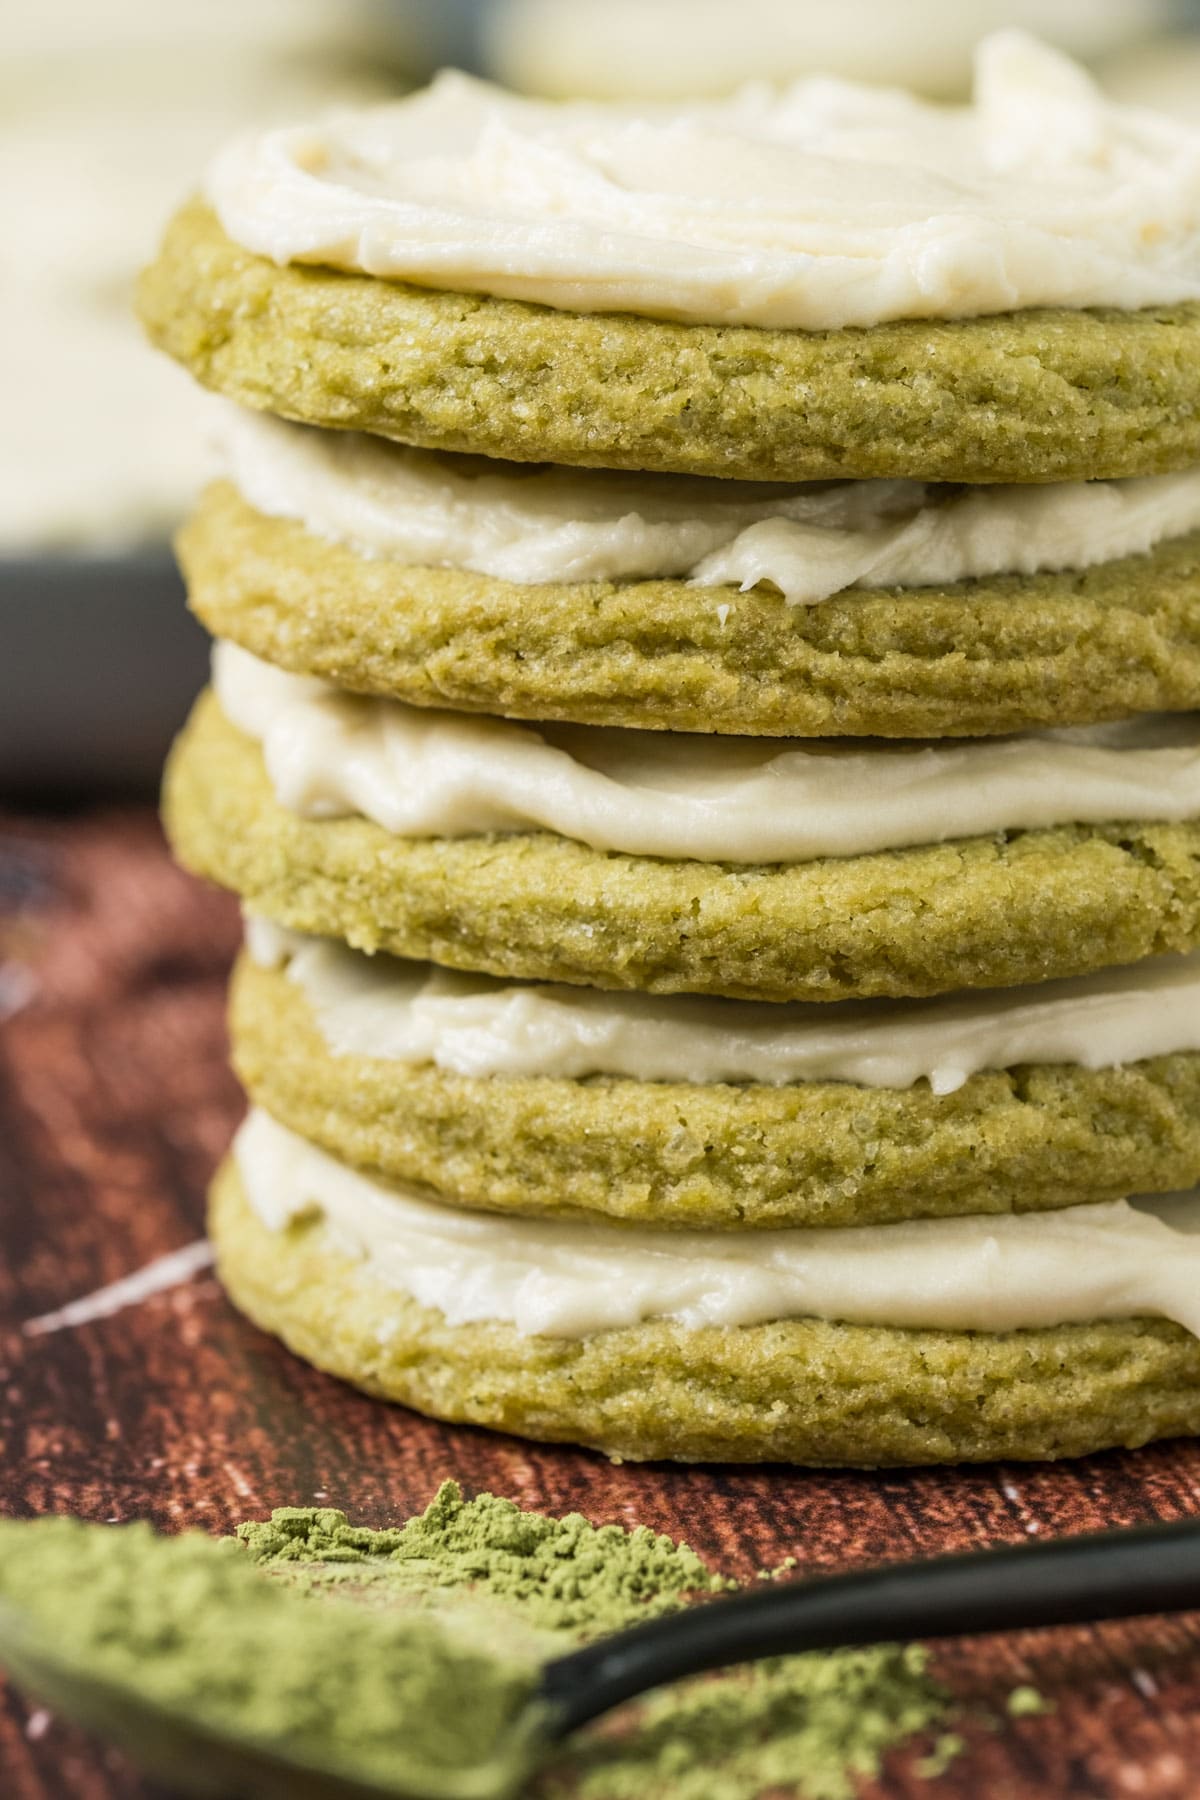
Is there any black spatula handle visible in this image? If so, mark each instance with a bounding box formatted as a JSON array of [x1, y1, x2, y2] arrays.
[[540, 1514, 1200, 1737]]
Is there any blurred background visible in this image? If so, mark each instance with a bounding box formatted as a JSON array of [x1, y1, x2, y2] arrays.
[[5, 0, 1200, 794]]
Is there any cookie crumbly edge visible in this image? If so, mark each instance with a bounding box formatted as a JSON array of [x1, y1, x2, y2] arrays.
[[183, 481, 1200, 740], [165, 691, 1200, 1004], [232, 952, 1200, 1230], [139, 201, 1200, 484]]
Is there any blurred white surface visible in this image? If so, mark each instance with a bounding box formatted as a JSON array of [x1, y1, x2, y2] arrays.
[[8, 0, 389, 62], [1102, 34, 1200, 118], [486, 0, 1171, 99], [1, 2, 394, 554]]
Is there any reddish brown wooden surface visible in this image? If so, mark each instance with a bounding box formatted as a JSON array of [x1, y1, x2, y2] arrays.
[[4, 807, 1200, 1798]]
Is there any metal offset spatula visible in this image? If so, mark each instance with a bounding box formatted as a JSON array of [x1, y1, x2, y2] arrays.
[[4, 1515, 1200, 1800]]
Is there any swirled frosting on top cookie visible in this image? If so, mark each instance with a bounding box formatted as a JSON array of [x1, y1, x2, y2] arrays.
[[208, 32, 1200, 330]]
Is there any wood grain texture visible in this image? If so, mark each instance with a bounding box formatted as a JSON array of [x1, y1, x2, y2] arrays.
[[3, 807, 1200, 1798]]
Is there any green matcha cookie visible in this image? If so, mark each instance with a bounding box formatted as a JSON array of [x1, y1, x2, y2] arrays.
[[232, 953, 1200, 1231], [211, 1163, 1200, 1466], [165, 692, 1200, 1004], [182, 481, 1200, 740], [139, 203, 1200, 486]]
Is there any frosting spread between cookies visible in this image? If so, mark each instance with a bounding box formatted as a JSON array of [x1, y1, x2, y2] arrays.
[[234, 1109, 1200, 1338], [222, 406, 1200, 606], [213, 642, 1200, 865], [207, 35, 1200, 330], [246, 920, 1200, 1093]]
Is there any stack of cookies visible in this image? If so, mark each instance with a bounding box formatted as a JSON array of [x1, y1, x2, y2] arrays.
[[140, 33, 1200, 1466]]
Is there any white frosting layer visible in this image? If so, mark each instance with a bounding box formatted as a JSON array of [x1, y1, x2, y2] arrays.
[[214, 643, 1200, 865], [207, 36, 1200, 331], [223, 406, 1200, 607], [247, 919, 1200, 1094], [234, 1109, 1200, 1339]]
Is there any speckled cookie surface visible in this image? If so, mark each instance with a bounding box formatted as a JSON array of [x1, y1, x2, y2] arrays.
[[232, 954, 1200, 1231], [211, 1163, 1200, 1466], [165, 691, 1200, 1004], [139, 202, 1200, 486], [182, 481, 1200, 740]]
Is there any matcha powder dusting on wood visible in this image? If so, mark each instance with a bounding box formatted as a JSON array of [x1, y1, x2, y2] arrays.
[[238, 1482, 953, 1799], [236, 1479, 731, 1633], [546, 1647, 951, 1800]]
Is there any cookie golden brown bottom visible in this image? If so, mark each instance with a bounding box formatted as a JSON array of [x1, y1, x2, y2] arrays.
[[211, 1160, 1200, 1467]]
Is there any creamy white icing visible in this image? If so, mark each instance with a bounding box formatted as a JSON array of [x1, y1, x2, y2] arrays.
[[246, 919, 1200, 1094], [214, 643, 1200, 865], [222, 406, 1200, 606], [235, 1109, 1200, 1339], [207, 36, 1200, 332]]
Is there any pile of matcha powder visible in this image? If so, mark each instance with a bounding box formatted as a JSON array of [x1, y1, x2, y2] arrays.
[[0, 1482, 958, 1799]]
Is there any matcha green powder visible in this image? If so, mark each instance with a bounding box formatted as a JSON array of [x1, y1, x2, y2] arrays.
[[0, 1509, 537, 1793], [244, 1484, 955, 1799], [0, 1482, 955, 1799]]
